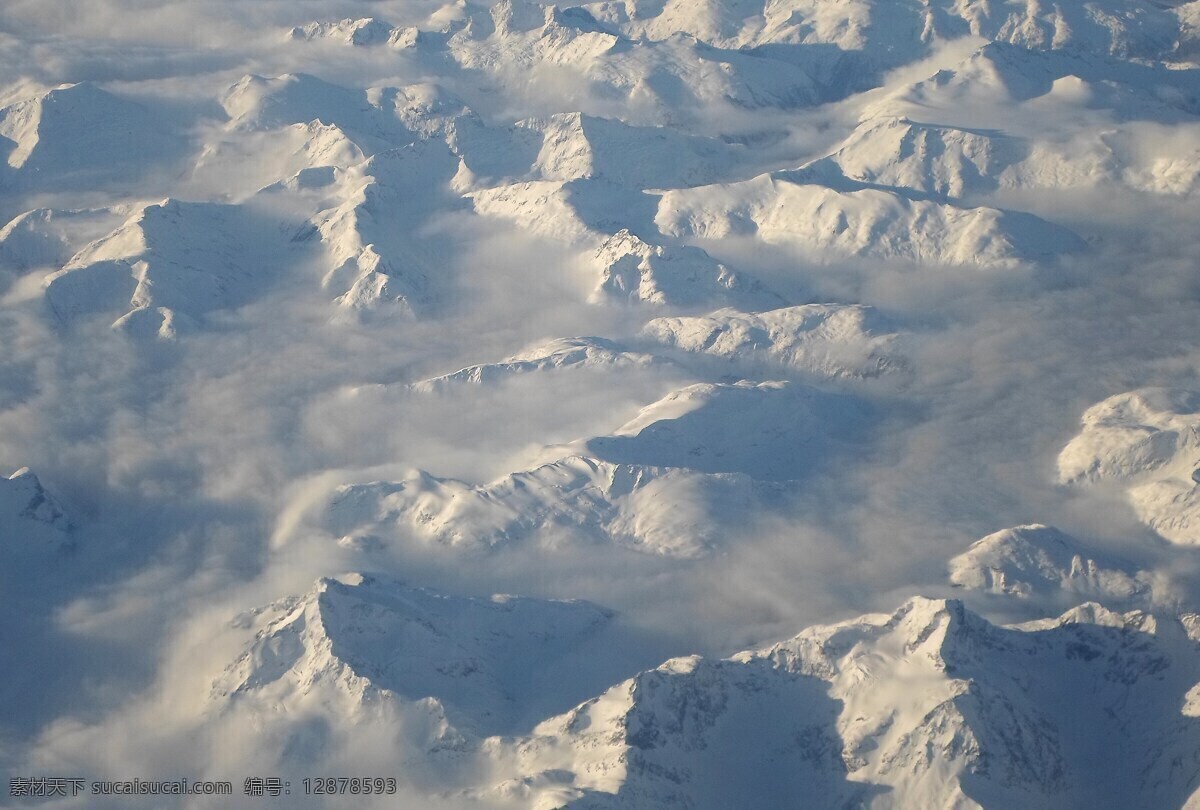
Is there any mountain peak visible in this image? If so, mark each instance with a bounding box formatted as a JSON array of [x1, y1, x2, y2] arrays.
[[1059, 388, 1200, 546], [591, 228, 782, 307], [1, 467, 72, 538], [215, 575, 612, 736], [287, 18, 398, 46], [642, 303, 906, 379], [949, 524, 1150, 603]]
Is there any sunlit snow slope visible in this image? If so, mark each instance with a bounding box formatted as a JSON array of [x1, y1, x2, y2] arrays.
[[0, 0, 1199, 807]]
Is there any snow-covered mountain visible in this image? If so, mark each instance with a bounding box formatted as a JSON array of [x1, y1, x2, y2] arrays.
[[206, 578, 1200, 810], [656, 170, 1084, 267], [214, 574, 612, 737], [468, 178, 656, 241], [1059, 388, 1200, 546], [283, 140, 463, 318], [0, 82, 182, 190], [641, 304, 905, 379], [446, 2, 822, 118], [800, 116, 1022, 199], [1, 466, 70, 530], [410, 336, 662, 392], [477, 596, 1200, 809], [0, 207, 130, 275], [324, 457, 757, 558], [0, 206, 133, 302], [286, 18, 403, 47], [588, 229, 781, 307], [580, 380, 865, 480], [221, 73, 416, 148], [518, 112, 741, 188], [42, 198, 298, 337], [469, 182, 786, 305], [0, 467, 71, 553], [5, 0, 1200, 805], [190, 120, 367, 199], [866, 41, 1200, 127], [319, 380, 862, 557], [804, 113, 1200, 199], [948, 524, 1151, 604], [580, 0, 1193, 59]]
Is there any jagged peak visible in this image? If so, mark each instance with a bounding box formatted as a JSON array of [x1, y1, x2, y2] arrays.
[[1047, 602, 1157, 634], [287, 18, 398, 46], [948, 524, 1151, 604], [641, 303, 905, 380], [213, 574, 614, 737], [1, 466, 72, 534]]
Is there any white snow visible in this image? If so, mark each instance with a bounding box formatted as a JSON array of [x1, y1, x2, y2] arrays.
[[320, 380, 861, 557], [214, 574, 611, 736], [410, 336, 661, 392], [656, 169, 1084, 267], [303, 141, 462, 318], [520, 112, 741, 188], [1059, 389, 1200, 546], [42, 198, 298, 336], [324, 455, 758, 559], [0, 82, 181, 189], [589, 228, 782, 307], [641, 303, 905, 379], [581, 379, 865, 480], [948, 524, 1150, 603], [3, 0, 1200, 804], [286, 19, 400, 47], [478, 596, 1200, 808]]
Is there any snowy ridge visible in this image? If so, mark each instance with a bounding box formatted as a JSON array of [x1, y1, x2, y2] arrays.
[[468, 179, 657, 243], [478, 596, 1200, 809], [581, 380, 866, 481], [190, 121, 366, 198], [866, 42, 1200, 125], [641, 303, 905, 379], [287, 18, 428, 49], [214, 574, 611, 737], [469, 178, 785, 307], [325, 381, 859, 557], [0, 467, 70, 534], [656, 170, 1083, 267], [810, 113, 1200, 199], [449, 1, 626, 70], [213, 77, 493, 192], [579, 0, 1191, 59], [0, 82, 180, 189], [589, 229, 781, 307], [446, 1, 821, 116], [303, 142, 462, 318], [938, 0, 1185, 59], [0, 467, 72, 558], [1059, 388, 1200, 546], [43, 198, 294, 337], [0, 206, 129, 281], [803, 116, 1027, 199], [221, 74, 417, 154], [286, 0, 1195, 64], [948, 524, 1150, 604], [520, 112, 740, 188], [325, 456, 756, 559], [287, 19, 401, 47], [411, 337, 661, 392]]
